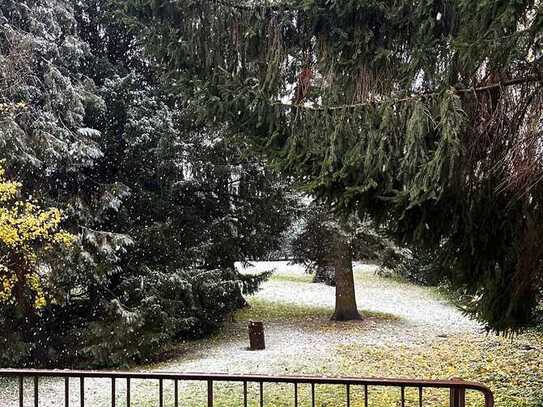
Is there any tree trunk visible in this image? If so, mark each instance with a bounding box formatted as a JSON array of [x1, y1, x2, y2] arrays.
[[331, 236, 362, 321]]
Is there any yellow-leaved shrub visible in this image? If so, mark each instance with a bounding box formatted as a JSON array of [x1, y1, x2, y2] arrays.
[[0, 162, 75, 311]]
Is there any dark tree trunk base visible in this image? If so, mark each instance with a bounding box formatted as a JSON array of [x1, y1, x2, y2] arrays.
[[331, 309, 363, 321], [331, 234, 361, 322]]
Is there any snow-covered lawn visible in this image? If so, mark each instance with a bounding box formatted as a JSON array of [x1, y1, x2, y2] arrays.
[[1, 262, 541, 406]]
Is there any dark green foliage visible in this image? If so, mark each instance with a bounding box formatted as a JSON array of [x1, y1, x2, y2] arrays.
[[291, 202, 400, 285], [128, 0, 543, 332], [378, 246, 445, 287], [291, 203, 336, 275], [0, 0, 295, 368], [0, 0, 100, 168], [73, 268, 267, 367]]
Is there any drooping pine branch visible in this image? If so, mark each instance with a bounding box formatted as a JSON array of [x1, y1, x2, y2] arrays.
[[129, 0, 543, 333], [277, 75, 543, 111]]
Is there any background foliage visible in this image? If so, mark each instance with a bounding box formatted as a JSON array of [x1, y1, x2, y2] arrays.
[[0, 0, 297, 367], [128, 0, 543, 332]]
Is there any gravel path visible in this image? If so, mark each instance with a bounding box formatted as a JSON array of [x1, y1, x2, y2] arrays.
[[0, 261, 482, 406]]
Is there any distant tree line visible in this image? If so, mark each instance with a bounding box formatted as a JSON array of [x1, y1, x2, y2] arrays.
[[291, 201, 442, 287]]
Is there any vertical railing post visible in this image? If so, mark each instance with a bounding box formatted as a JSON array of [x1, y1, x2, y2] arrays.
[[207, 380, 213, 407], [18, 376, 23, 407], [484, 389, 495, 407], [80, 376, 85, 407], [243, 381, 248, 407], [33, 376, 39, 407], [127, 378, 131, 407], [159, 378, 163, 407], [111, 378, 116, 407], [65, 377, 70, 407], [449, 380, 466, 407]]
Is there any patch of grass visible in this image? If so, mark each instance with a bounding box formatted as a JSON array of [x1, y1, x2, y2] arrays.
[[353, 268, 418, 287], [269, 272, 313, 283], [353, 268, 404, 286], [140, 331, 543, 407], [332, 332, 543, 407], [144, 381, 354, 407], [133, 301, 543, 407], [235, 298, 335, 322], [353, 268, 448, 305], [235, 298, 398, 323]]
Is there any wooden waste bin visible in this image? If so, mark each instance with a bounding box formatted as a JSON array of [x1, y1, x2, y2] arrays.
[[248, 321, 265, 350]]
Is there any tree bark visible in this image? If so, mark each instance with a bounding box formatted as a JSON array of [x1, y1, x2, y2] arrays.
[[331, 236, 362, 321]]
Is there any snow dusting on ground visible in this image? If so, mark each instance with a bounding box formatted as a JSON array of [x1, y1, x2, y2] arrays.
[[0, 262, 482, 406]]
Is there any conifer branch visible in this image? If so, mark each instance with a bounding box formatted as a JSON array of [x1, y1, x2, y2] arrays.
[[278, 76, 543, 111], [206, 0, 291, 11], [212, 0, 253, 10]]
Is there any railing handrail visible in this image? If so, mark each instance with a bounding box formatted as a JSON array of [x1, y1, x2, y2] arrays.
[[0, 368, 495, 407], [0, 368, 489, 389]]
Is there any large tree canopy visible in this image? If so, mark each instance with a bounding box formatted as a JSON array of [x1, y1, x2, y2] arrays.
[[128, 0, 543, 332], [0, 0, 297, 367]]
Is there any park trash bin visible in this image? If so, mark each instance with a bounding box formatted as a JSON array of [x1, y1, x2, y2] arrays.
[[248, 321, 265, 350]]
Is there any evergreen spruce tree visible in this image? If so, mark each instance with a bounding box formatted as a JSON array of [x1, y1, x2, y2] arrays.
[[0, 0, 297, 367], [291, 203, 337, 285], [291, 202, 362, 319], [128, 0, 543, 332]]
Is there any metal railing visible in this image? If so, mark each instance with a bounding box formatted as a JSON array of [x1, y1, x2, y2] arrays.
[[0, 369, 494, 407]]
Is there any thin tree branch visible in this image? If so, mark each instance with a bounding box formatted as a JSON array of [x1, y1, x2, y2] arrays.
[[276, 76, 543, 111], [178, 0, 291, 12]]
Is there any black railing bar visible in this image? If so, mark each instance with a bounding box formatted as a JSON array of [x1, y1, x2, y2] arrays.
[[294, 382, 298, 407], [127, 378, 131, 407], [243, 381, 248, 407], [207, 380, 213, 407], [401, 385, 405, 407], [80, 376, 85, 407], [65, 377, 69, 407], [18, 376, 23, 407], [419, 386, 423, 407], [174, 379, 178, 407], [346, 383, 350, 407], [111, 377, 116, 407], [311, 382, 315, 407], [259, 381, 263, 407], [33, 376, 38, 407], [159, 378, 164, 407], [364, 384, 368, 407]]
